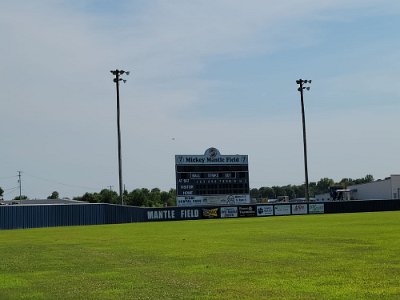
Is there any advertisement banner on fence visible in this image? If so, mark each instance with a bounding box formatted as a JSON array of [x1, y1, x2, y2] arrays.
[[146, 208, 200, 221], [202, 207, 219, 218], [220, 207, 238, 218], [256, 205, 274, 216], [176, 196, 204, 207], [309, 203, 324, 214], [274, 205, 291, 215], [238, 205, 257, 217], [177, 195, 250, 207], [292, 204, 307, 215]]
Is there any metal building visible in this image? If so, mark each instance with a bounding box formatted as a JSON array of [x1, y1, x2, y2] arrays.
[[349, 175, 400, 200], [315, 175, 400, 201]]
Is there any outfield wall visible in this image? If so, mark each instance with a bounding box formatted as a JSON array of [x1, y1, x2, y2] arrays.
[[0, 204, 144, 230], [144, 200, 400, 222], [1, 200, 400, 229], [145, 204, 295, 221]]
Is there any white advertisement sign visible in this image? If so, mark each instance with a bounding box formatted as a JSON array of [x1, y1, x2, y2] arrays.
[[177, 195, 250, 207], [176, 196, 204, 206], [292, 204, 307, 215], [274, 205, 291, 215], [227, 195, 250, 205], [309, 203, 324, 214], [256, 205, 274, 216], [221, 207, 238, 218]]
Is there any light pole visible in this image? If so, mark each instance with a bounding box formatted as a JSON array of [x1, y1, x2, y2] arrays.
[[110, 69, 129, 205], [17, 171, 22, 203], [296, 79, 312, 202]]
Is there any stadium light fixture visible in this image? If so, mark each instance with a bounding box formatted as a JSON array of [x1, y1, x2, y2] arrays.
[[296, 79, 312, 202], [110, 69, 130, 205]]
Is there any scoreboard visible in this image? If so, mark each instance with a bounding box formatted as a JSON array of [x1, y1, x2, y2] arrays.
[[175, 148, 250, 206]]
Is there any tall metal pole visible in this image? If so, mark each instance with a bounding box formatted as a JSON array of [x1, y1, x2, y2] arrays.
[[111, 69, 129, 205], [17, 171, 22, 202], [300, 83, 309, 202], [296, 79, 311, 202], [115, 72, 123, 205]]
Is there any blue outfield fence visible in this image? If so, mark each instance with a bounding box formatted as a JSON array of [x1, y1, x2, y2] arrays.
[[1, 199, 400, 230], [0, 204, 145, 230]]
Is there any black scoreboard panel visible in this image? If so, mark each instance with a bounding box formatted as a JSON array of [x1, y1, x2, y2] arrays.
[[176, 165, 249, 196]]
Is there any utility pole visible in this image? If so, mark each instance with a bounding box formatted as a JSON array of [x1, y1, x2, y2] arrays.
[[296, 79, 312, 202], [110, 69, 129, 205], [17, 171, 22, 202], [108, 185, 113, 192]]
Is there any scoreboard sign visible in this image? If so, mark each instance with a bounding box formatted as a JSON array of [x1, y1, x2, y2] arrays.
[[175, 147, 250, 207]]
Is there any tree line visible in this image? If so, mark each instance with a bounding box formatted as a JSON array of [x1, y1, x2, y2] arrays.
[[1, 174, 374, 205], [73, 188, 177, 207], [250, 174, 374, 199]]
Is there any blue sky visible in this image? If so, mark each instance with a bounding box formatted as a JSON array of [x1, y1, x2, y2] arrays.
[[1, 0, 399, 199]]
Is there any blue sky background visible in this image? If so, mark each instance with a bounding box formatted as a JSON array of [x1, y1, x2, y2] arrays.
[[1, 0, 399, 199]]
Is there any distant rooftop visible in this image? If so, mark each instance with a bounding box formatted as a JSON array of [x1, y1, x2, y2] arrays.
[[0, 199, 88, 206]]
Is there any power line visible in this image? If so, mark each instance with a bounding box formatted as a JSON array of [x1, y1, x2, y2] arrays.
[[4, 186, 19, 191], [23, 172, 99, 191], [0, 175, 17, 180], [3, 187, 19, 196]]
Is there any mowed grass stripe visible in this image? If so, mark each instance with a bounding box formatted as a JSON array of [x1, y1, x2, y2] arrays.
[[0, 211, 399, 299]]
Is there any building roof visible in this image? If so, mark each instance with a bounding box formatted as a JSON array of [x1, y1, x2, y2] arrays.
[[0, 199, 88, 206]]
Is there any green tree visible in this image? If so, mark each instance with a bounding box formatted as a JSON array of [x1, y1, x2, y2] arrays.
[[126, 189, 147, 206], [14, 195, 28, 200], [250, 188, 260, 199], [282, 185, 296, 199], [271, 186, 285, 198], [148, 188, 163, 207], [167, 189, 176, 206], [0, 187, 4, 198], [160, 191, 170, 206], [364, 174, 374, 183], [99, 189, 118, 204], [47, 191, 59, 199], [339, 178, 354, 187], [308, 182, 317, 197], [80, 192, 99, 203], [353, 174, 374, 185], [259, 187, 275, 199], [293, 184, 305, 198], [316, 178, 335, 194]]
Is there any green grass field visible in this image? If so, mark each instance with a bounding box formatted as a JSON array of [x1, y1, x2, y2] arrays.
[[1, 211, 400, 299]]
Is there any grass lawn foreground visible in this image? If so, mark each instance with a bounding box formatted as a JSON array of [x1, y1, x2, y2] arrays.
[[1, 211, 400, 299]]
